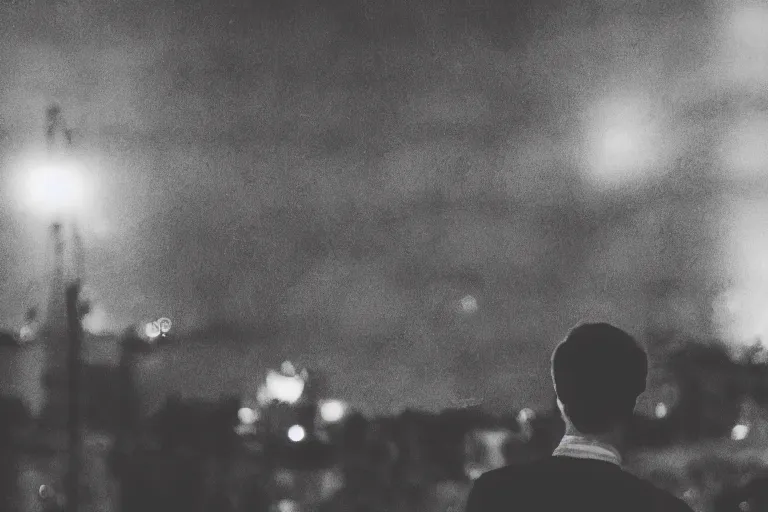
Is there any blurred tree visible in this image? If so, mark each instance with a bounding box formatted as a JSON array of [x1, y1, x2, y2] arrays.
[[81, 364, 121, 432], [341, 412, 369, 453], [628, 413, 678, 449], [668, 339, 742, 442], [128, 397, 242, 512], [714, 473, 768, 512], [430, 409, 488, 480], [528, 401, 564, 457], [0, 396, 28, 511]]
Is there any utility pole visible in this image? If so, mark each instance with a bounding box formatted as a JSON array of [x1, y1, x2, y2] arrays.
[[65, 282, 82, 512], [41, 103, 84, 512]]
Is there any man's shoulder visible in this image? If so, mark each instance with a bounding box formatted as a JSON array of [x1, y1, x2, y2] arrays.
[[472, 459, 693, 512], [625, 473, 693, 511], [473, 458, 550, 488]]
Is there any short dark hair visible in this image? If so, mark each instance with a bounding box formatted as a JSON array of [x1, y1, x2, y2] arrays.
[[551, 322, 647, 434]]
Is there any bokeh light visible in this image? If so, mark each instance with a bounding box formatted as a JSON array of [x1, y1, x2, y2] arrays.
[[158, 317, 172, 333], [459, 295, 478, 314], [277, 499, 300, 512], [716, 200, 768, 347], [287, 424, 306, 442], [13, 158, 92, 218], [319, 399, 346, 423], [144, 321, 161, 340], [731, 423, 750, 441], [582, 96, 665, 190], [82, 304, 109, 335], [265, 370, 305, 404], [237, 407, 258, 425]]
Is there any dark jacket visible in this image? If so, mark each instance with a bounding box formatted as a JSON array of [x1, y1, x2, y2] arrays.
[[465, 456, 693, 512]]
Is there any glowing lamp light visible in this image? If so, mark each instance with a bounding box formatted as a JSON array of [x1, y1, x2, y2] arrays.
[[582, 97, 662, 190], [144, 321, 161, 340], [82, 305, 108, 335], [158, 317, 172, 333], [266, 370, 305, 404], [593, 127, 643, 184], [320, 400, 346, 423], [287, 424, 306, 442], [21, 162, 89, 217], [732, 423, 750, 441], [460, 295, 478, 314], [655, 403, 668, 419], [237, 407, 258, 425], [517, 408, 535, 423], [277, 499, 300, 512], [603, 128, 639, 164]]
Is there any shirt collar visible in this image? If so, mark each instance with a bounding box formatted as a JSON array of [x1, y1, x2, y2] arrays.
[[552, 435, 623, 466]]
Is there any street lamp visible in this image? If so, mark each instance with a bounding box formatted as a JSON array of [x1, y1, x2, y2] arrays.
[[21, 161, 88, 219], [19, 105, 90, 512], [2, 105, 91, 512]]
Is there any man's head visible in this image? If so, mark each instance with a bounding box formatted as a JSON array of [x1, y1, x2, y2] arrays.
[[551, 322, 648, 435]]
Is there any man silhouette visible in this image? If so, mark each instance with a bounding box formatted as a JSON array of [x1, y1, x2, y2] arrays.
[[465, 322, 693, 512]]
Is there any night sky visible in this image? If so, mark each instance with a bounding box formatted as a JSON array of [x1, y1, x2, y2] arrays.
[[1, 0, 766, 412]]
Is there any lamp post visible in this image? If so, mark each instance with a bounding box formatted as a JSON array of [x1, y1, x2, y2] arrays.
[[64, 281, 82, 512], [23, 104, 88, 512]]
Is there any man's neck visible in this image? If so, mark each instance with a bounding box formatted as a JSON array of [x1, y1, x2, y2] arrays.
[[564, 424, 625, 454]]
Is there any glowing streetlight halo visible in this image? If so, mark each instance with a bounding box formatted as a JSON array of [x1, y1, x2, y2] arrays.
[[460, 294, 479, 314], [580, 95, 666, 190], [319, 400, 347, 423], [265, 370, 305, 404], [17, 158, 92, 219], [287, 424, 306, 442], [732, 423, 750, 441], [237, 407, 258, 425]]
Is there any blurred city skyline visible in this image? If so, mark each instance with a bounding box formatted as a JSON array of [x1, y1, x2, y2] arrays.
[[1, 0, 767, 412]]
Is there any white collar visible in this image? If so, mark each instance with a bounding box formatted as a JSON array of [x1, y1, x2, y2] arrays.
[[552, 435, 623, 466]]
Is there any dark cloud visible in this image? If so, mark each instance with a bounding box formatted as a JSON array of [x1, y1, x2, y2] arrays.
[[0, 0, 748, 413]]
